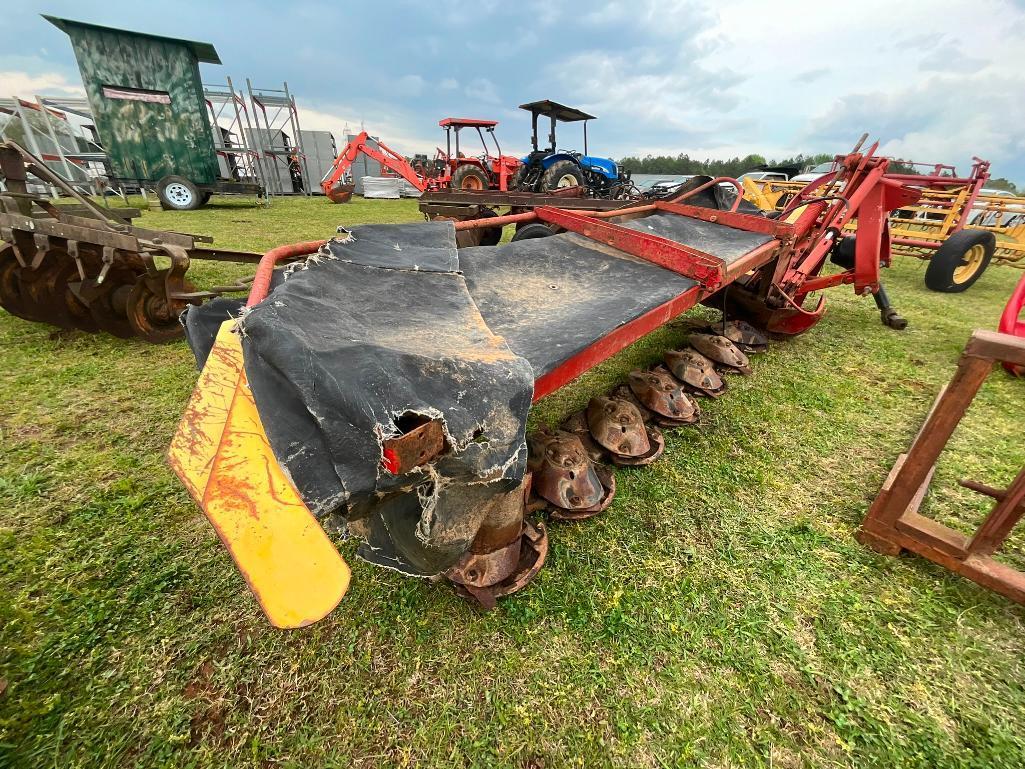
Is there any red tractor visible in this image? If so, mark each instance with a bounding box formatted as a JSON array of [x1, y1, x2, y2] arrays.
[[438, 118, 521, 191]]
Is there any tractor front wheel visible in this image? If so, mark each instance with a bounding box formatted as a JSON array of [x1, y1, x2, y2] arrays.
[[541, 161, 586, 192], [924, 230, 995, 293], [451, 165, 491, 191]]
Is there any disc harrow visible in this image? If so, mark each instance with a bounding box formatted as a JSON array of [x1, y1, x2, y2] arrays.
[[0, 141, 261, 342]]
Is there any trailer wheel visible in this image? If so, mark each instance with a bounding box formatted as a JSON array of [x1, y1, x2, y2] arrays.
[[451, 165, 490, 191], [924, 230, 995, 293], [199, 190, 213, 206], [541, 161, 586, 192], [511, 223, 555, 242], [157, 175, 203, 211]]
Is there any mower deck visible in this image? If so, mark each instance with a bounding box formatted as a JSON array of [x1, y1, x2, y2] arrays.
[[462, 213, 774, 382]]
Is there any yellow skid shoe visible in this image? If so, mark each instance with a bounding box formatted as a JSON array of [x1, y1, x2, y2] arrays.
[[168, 321, 350, 627]]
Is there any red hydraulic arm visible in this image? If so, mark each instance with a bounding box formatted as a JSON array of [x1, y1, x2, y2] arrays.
[[319, 131, 427, 195], [1000, 272, 1025, 376]]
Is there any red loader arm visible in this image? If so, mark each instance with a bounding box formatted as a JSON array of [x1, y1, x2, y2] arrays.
[[320, 131, 427, 195]]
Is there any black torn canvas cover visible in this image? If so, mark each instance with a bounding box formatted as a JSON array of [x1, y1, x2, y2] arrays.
[[234, 222, 534, 577]]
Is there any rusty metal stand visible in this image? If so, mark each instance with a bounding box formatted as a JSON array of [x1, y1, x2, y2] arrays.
[[857, 330, 1025, 604]]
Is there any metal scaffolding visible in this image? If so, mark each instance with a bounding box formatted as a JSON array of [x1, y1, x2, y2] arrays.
[[202, 76, 267, 196], [0, 96, 107, 197], [245, 80, 311, 196]]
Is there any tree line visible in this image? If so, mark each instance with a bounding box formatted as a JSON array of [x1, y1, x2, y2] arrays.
[[618, 152, 1019, 193], [617, 152, 834, 177]]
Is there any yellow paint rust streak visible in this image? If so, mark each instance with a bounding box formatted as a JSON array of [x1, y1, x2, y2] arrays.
[[168, 321, 350, 628]]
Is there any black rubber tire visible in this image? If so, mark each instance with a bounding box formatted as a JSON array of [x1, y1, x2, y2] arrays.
[[831, 236, 857, 269], [511, 223, 555, 242], [198, 190, 213, 206], [157, 175, 203, 211], [510, 165, 530, 192], [924, 229, 995, 293], [541, 160, 586, 192], [451, 164, 491, 191], [474, 208, 502, 247]]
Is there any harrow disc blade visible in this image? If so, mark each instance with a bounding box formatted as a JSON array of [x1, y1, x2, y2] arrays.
[[126, 271, 193, 344], [0, 245, 32, 321], [17, 259, 75, 327]]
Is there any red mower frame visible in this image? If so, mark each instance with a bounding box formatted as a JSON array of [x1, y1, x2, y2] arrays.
[[262, 140, 919, 402]]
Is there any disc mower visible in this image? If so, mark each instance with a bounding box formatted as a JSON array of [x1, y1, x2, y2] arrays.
[[168, 138, 920, 627]]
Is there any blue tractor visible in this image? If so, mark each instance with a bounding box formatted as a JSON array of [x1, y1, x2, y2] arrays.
[[512, 100, 633, 199]]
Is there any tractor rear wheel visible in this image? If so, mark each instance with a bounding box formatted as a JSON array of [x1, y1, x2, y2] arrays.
[[157, 175, 203, 211], [510, 165, 527, 191], [541, 161, 586, 192], [451, 165, 491, 191], [924, 230, 995, 293]]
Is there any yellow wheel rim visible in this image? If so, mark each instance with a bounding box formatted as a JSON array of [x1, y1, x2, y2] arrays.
[[953, 243, 986, 283]]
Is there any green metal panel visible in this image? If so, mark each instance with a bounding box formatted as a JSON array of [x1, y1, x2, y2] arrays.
[[46, 16, 220, 185]]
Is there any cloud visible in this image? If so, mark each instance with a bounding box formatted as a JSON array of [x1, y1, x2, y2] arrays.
[[918, 42, 987, 73], [804, 73, 1025, 178], [0, 70, 84, 97], [546, 49, 747, 137], [391, 75, 425, 98], [793, 67, 829, 84], [297, 103, 438, 156], [464, 77, 499, 104], [439, 78, 458, 90]]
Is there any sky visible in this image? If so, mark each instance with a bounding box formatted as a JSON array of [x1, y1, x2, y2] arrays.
[[3, 0, 1025, 184]]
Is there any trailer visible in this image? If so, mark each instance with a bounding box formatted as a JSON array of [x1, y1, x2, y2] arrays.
[[167, 139, 920, 627], [45, 15, 264, 210]]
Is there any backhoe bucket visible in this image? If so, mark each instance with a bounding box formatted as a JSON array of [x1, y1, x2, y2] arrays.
[[167, 320, 350, 628]]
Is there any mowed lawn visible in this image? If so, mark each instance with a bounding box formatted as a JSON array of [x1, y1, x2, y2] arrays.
[[2, 196, 1025, 768]]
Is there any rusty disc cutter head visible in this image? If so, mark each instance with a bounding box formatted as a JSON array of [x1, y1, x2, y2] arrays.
[[527, 429, 604, 510], [663, 347, 728, 397], [688, 333, 752, 375], [586, 395, 651, 457], [628, 367, 699, 424]]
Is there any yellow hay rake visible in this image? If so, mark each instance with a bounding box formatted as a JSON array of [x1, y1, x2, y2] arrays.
[[744, 158, 1025, 292]]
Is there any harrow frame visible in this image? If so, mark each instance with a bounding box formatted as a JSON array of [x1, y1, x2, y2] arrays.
[[0, 141, 262, 342]]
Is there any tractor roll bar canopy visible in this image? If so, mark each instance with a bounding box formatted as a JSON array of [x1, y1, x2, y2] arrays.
[[439, 118, 499, 128], [439, 118, 502, 161], [520, 100, 597, 155]]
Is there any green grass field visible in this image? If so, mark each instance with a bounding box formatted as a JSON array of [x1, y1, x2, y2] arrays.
[[2, 196, 1024, 768]]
